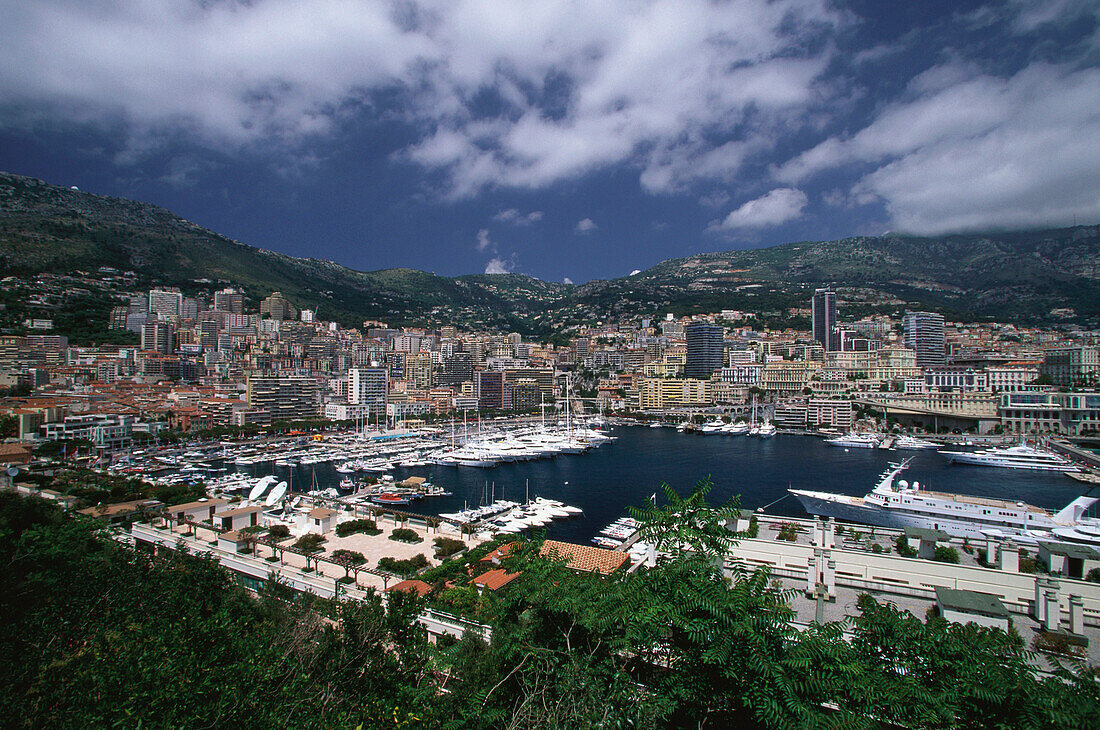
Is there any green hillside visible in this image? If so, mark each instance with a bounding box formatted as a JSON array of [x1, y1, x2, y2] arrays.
[[0, 172, 567, 333], [3, 170, 1099, 333]]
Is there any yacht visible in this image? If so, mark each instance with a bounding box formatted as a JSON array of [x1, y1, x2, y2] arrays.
[[790, 459, 1100, 543], [700, 419, 726, 434], [722, 421, 749, 436], [824, 432, 882, 449], [892, 434, 939, 450], [940, 442, 1080, 472], [756, 421, 777, 439]]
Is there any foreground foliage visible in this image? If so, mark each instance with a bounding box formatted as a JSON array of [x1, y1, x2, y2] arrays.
[[1, 487, 1098, 729]]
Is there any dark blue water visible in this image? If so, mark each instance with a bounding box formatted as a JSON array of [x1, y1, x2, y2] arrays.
[[241, 426, 1086, 544]]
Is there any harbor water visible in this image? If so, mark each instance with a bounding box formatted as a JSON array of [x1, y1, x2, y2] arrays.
[[235, 426, 1087, 544]]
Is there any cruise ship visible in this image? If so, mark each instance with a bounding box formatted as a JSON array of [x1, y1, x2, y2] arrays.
[[789, 459, 1099, 543], [939, 442, 1080, 472]]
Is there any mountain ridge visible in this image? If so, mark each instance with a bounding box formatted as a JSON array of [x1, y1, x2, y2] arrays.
[[3, 170, 1100, 333]]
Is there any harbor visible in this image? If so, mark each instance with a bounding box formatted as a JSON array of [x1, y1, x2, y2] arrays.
[[93, 423, 1092, 547]]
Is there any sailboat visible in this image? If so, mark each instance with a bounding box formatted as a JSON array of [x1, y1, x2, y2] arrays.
[[748, 395, 761, 436]]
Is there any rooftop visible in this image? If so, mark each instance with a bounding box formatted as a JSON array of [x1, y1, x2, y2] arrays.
[[214, 504, 264, 518], [934, 587, 1009, 618], [388, 579, 433, 597], [1038, 541, 1100, 560], [472, 568, 521, 591], [539, 539, 629, 574], [165, 498, 227, 514]]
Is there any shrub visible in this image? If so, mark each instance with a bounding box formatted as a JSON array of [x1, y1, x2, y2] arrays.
[[330, 549, 366, 566], [378, 553, 430, 576], [292, 533, 326, 552], [335, 519, 380, 537], [933, 546, 960, 564], [871, 543, 884, 554], [776, 523, 798, 542], [895, 535, 917, 558], [390, 527, 422, 543], [268, 524, 290, 539], [1033, 631, 1086, 658], [433, 536, 466, 558], [1019, 557, 1039, 574], [1088, 567, 1100, 583], [745, 515, 759, 539]]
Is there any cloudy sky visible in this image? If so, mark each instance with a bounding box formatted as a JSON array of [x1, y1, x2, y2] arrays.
[[2, 1, 1098, 282]]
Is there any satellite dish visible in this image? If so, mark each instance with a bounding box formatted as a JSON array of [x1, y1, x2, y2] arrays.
[[266, 482, 288, 506], [6, 466, 18, 477], [248, 480, 271, 502], [291, 496, 302, 507]]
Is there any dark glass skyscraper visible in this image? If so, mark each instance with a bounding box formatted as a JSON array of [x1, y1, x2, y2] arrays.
[[684, 321, 724, 379], [903, 311, 946, 366], [812, 288, 837, 352]]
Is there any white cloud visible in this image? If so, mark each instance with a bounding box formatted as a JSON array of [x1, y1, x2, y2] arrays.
[[713, 188, 807, 230], [575, 218, 598, 234], [0, 0, 841, 189], [492, 208, 543, 225], [484, 257, 512, 274], [776, 63, 1100, 233], [475, 228, 492, 252], [563, 277, 573, 285]]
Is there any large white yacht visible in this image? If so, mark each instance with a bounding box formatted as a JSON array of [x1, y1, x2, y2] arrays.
[[824, 432, 882, 449], [939, 442, 1080, 472], [789, 459, 1099, 543], [892, 434, 939, 450]]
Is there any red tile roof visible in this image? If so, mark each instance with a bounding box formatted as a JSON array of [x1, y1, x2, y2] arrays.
[[539, 539, 629, 575], [472, 568, 521, 591], [479, 542, 516, 565], [388, 579, 433, 597]]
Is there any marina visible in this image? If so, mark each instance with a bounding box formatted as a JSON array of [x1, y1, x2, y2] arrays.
[[102, 424, 1092, 545]]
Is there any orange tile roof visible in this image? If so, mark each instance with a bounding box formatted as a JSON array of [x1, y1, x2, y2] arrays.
[[539, 539, 629, 575], [388, 579, 432, 597], [472, 568, 521, 591], [479, 542, 516, 565]]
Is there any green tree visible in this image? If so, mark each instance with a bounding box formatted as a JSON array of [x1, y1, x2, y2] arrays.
[[331, 548, 366, 580]]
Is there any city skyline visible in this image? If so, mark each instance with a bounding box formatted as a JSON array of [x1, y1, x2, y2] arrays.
[[2, 1, 1099, 283]]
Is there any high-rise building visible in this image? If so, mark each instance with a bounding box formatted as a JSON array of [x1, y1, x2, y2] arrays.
[[213, 287, 245, 314], [684, 321, 724, 379], [348, 367, 388, 412], [476, 371, 505, 410], [902, 311, 946, 367], [812, 288, 837, 352], [440, 352, 474, 386], [259, 292, 297, 321], [404, 352, 435, 389], [181, 297, 202, 321], [141, 322, 173, 354], [148, 288, 183, 319], [510, 378, 540, 411], [246, 376, 320, 423]]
